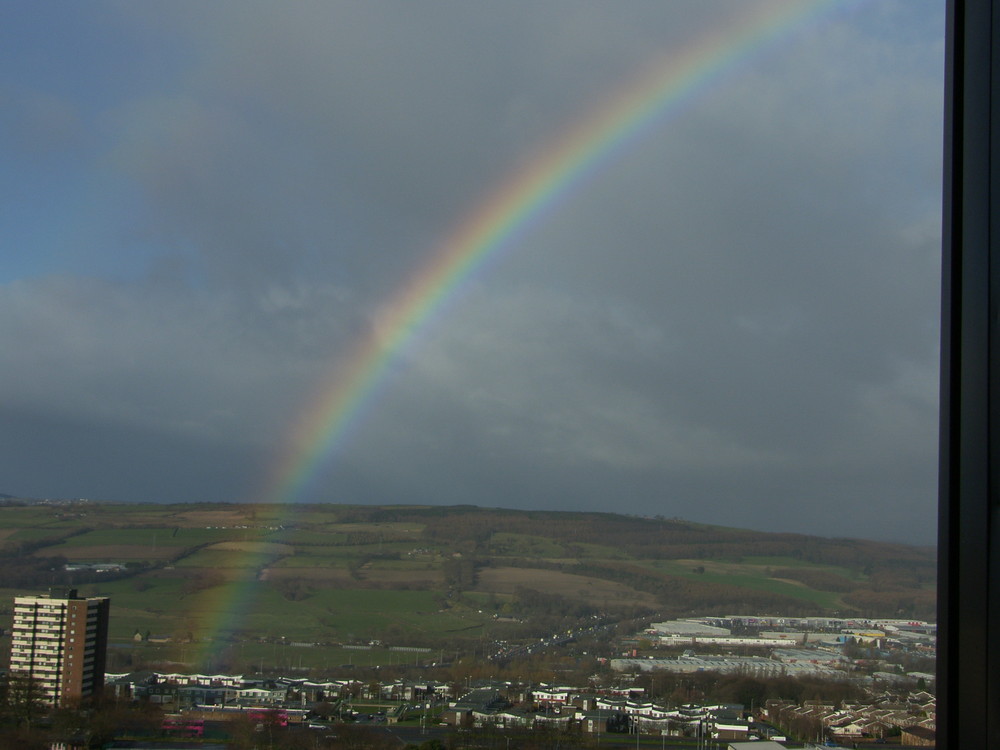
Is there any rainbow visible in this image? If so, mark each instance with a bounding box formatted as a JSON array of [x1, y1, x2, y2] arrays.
[[194, 0, 846, 663]]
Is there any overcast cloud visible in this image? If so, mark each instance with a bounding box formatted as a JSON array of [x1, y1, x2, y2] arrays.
[[0, 1, 943, 543]]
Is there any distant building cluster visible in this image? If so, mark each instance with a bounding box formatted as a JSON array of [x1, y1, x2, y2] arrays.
[[63, 562, 126, 574], [623, 615, 935, 685], [610, 653, 849, 677], [644, 616, 936, 649], [764, 693, 937, 744], [97, 668, 937, 745], [3, 593, 937, 746], [106, 671, 451, 708]]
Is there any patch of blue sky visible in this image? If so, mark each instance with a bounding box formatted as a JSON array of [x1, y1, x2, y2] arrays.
[[1, 3, 196, 285], [0, 3, 190, 113], [1, 164, 158, 285]]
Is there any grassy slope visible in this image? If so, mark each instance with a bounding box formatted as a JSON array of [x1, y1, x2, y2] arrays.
[[0, 501, 935, 671]]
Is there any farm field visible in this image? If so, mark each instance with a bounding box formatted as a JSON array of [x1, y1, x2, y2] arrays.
[[0, 500, 935, 672], [638, 559, 844, 610], [474, 566, 660, 609]]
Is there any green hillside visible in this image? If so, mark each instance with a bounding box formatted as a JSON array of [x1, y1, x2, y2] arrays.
[[0, 500, 935, 673]]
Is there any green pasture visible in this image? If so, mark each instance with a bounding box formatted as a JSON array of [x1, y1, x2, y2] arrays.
[[83, 577, 482, 645], [169, 549, 265, 568], [261, 542, 404, 558], [324, 522, 425, 535], [740, 555, 830, 567], [105, 607, 179, 639], [0, 501, 934, 643], [76, 576, 203, 637], [44, 526, 253, 549], [253, 587, 475, 640], [107, 639, 447, 674], [461, 591, 513, 608], [88, 573, 322, 642], [323, 588, 475, 639], [271, 554, 350, 568], [264, 529, 351, 545], [0, 506, 42, 523], [731, 557, 863, 586], [639, 560, 841, 609], [283, 541, 420, 558], [229, 642, 444, 671], [251, 505, 357, 527], [0, 507, 66, 527], [4, 527, 79, 542], [362, 559, 439, 571], [700, 573, 841, 609], [265, 526, 428, 547], [741, 555, 865, 578], [567, 541, 633, 560], [101, 503, 171, 514], [269, 521, 424, 541], [40, 519, 99, 530], [82, 504, 170, 521], [2, 518, 88, 532], [488, 533, 567, 557]]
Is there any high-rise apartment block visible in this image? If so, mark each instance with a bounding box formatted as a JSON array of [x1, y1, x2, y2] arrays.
[[9, 587, 110, 707]]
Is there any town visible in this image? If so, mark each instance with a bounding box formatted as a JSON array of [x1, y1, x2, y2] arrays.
[[3, 587, 937, 748]]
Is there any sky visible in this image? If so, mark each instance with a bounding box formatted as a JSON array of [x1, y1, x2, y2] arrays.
[[0, 1, 944, 544]]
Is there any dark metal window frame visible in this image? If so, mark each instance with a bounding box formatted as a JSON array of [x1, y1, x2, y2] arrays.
[[939, 0, 1000, 744]]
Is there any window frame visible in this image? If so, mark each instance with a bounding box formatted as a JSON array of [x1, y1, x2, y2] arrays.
[[938, 0, 1000, 744]]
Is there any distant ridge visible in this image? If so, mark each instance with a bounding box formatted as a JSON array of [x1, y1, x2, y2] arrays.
[[0, 501, 936, 634], [0, 493, 100, 504]]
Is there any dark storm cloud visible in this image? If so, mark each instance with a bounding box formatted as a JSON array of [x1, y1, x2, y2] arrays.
[[0, 1, 943, 542], [104, 2, 745, 293]]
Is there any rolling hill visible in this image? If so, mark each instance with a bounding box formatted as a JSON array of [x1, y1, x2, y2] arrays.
[[0, 500, 935, 672]]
